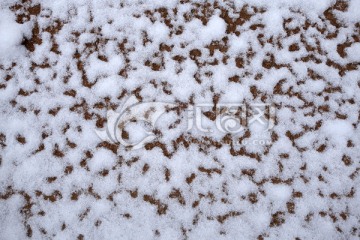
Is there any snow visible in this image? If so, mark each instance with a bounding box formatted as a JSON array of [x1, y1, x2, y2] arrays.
[[0, 0, 360, 239], [346, 42, 360, 61], [321, 119, 354, 147], [200, 16, 227, 44], [0, 9, 27, 59]]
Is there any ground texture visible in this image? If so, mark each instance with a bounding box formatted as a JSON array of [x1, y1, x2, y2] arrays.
[[0, 0, 360, 239]]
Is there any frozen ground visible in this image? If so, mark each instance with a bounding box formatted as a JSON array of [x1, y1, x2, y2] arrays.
[[0, 0, 360, 239]]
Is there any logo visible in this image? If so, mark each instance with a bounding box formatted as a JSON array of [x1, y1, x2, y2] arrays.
[[96, 96, 276, 150]]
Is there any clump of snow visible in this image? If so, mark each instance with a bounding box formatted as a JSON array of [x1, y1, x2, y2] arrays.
[[346, 42, 360, 61], [200, 15, 227, 44], [0, 9, 27, 60], [321, 119, 354, 147]]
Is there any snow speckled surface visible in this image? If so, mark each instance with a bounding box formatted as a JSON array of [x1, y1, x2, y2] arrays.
[[0, 0, 360, 239]]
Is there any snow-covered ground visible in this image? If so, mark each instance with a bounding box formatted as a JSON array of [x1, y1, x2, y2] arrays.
[[1, 0, 360, 239]]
